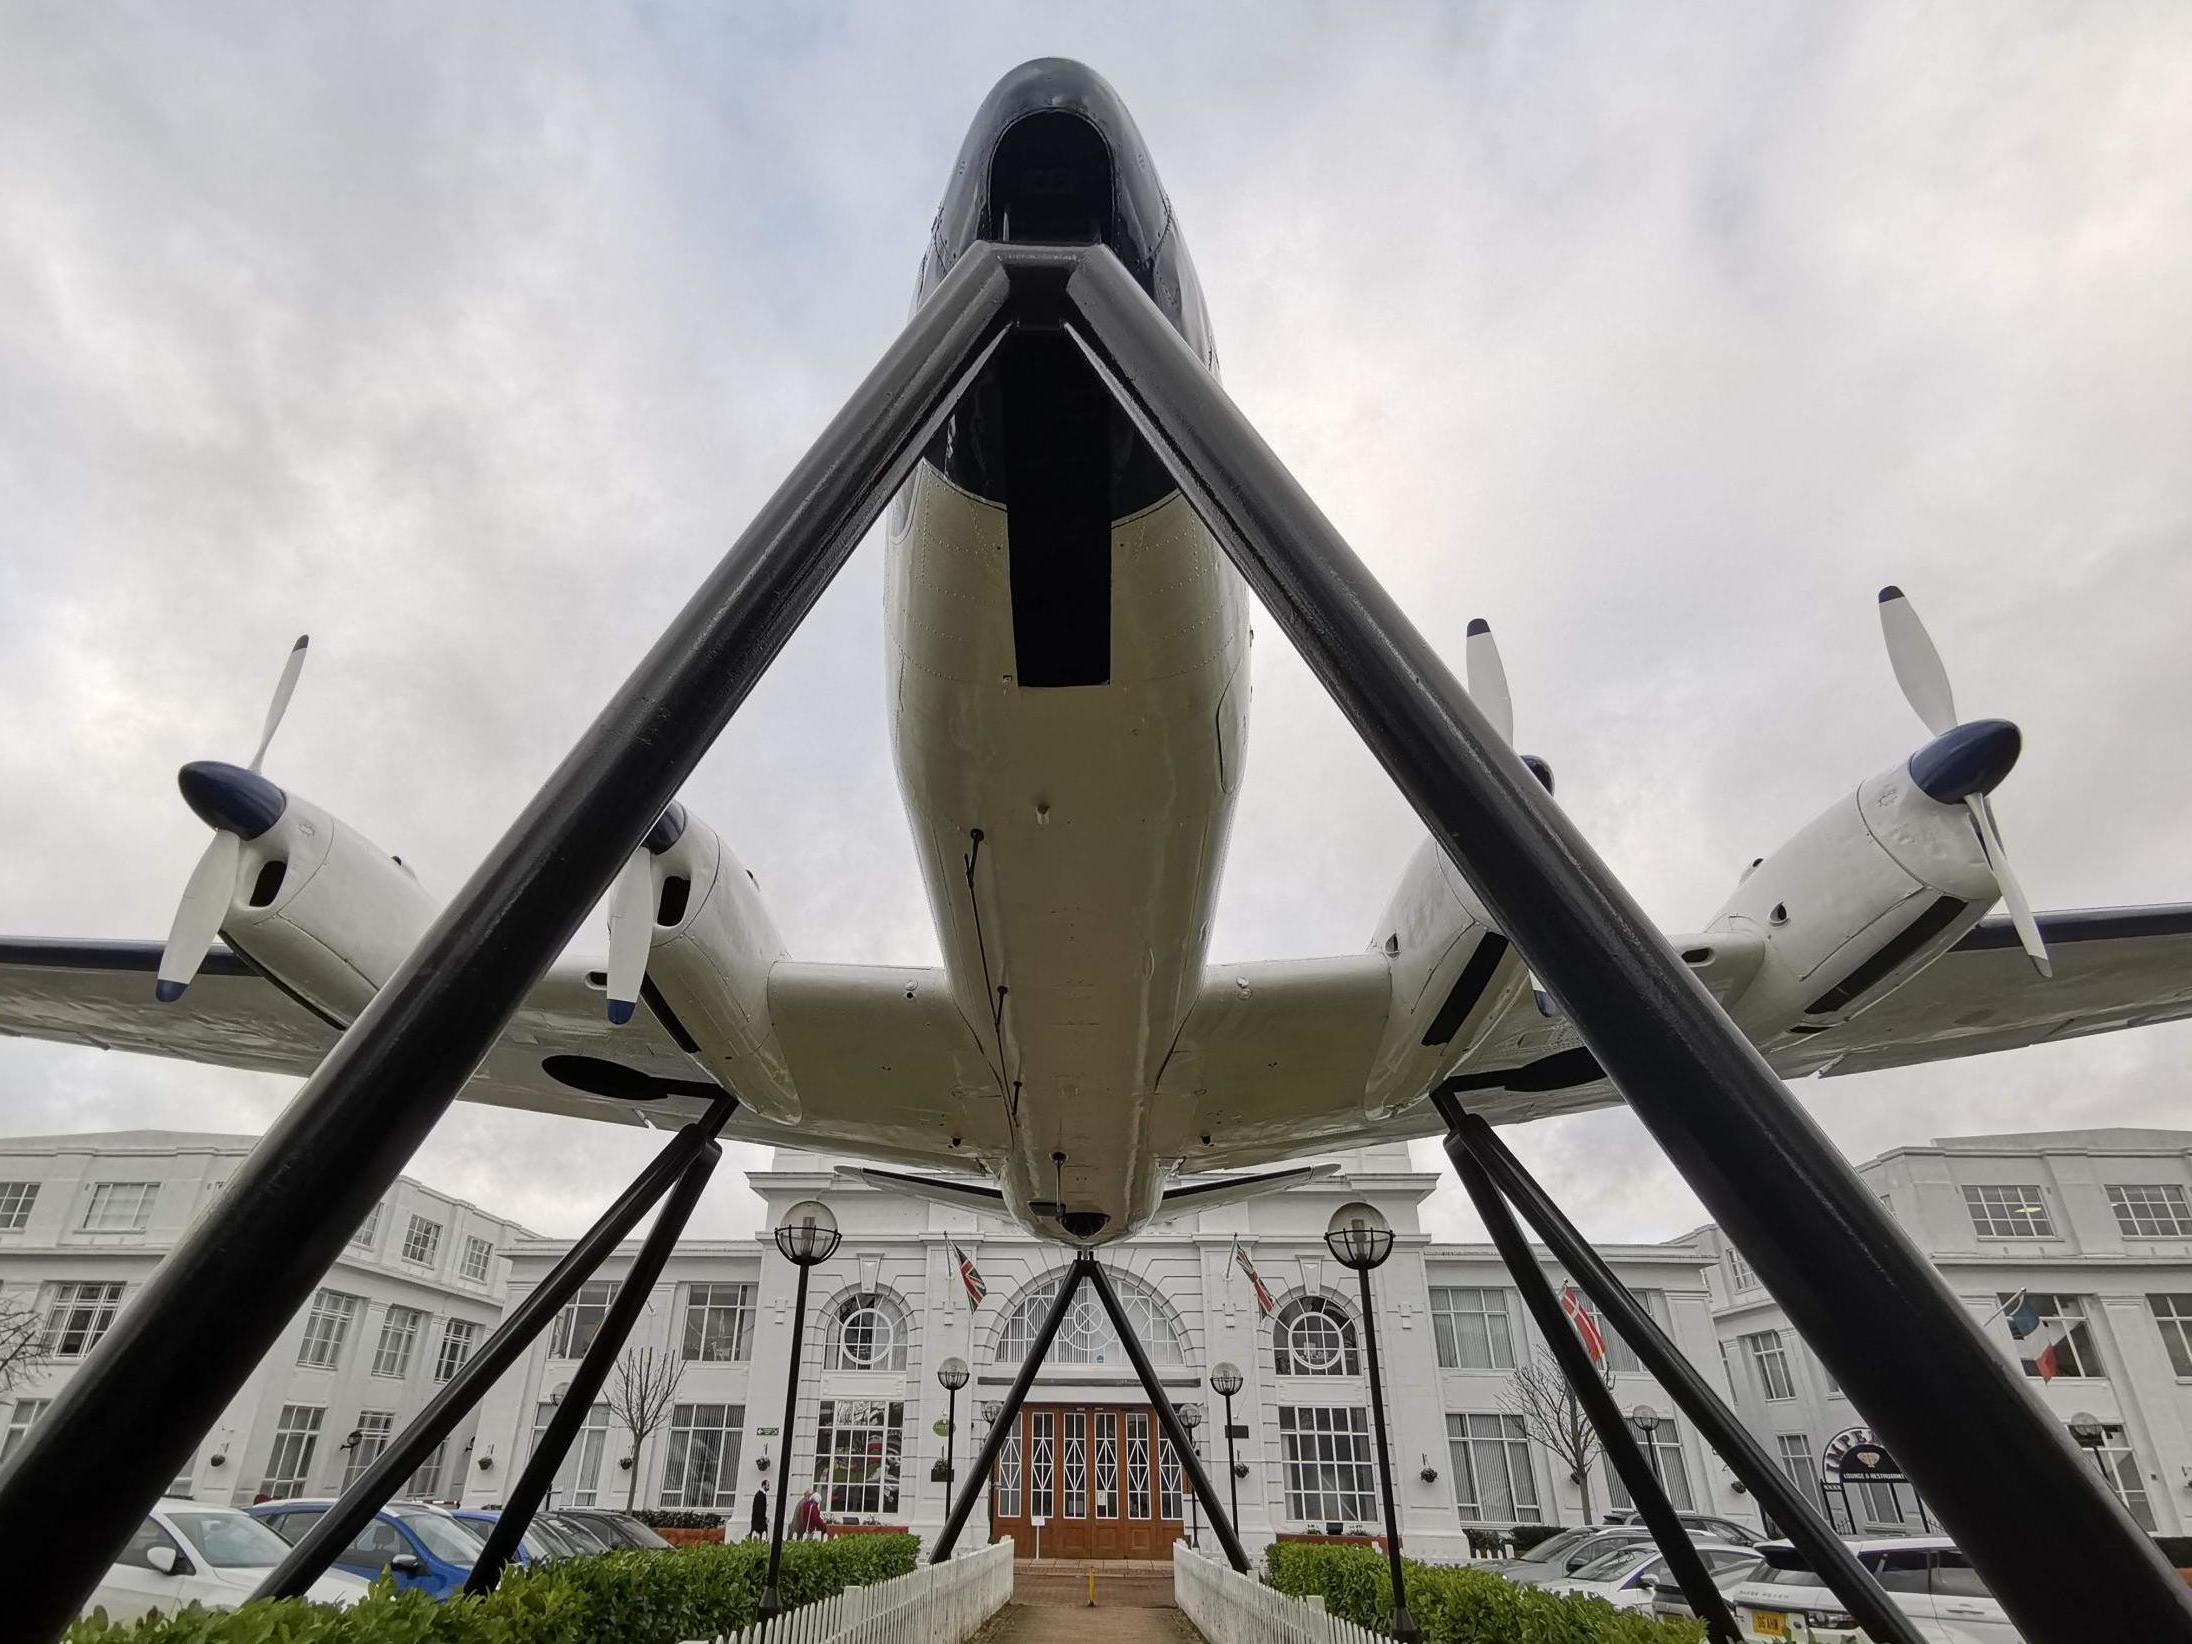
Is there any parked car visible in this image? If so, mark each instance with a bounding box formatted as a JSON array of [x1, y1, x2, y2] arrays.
[[539, 1510, 619, 1554], [1650, 1552, 1767, 1624], [1728, 1536, 2019, 1642], [516, 1514, 588, 1561], [552, 1507, 674, 1550], [1601, 1507, 1763, 1548], [1542, 1540, 1758, 1613], [249, 1498, 485, 1600], [450, 1508, 567, 1567], [1497, 1525, 1656, 1586], [83, 1500, 369, 1622]]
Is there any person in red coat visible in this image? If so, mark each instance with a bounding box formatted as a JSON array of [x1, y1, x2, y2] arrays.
[[796, 1488, 827, 1540]]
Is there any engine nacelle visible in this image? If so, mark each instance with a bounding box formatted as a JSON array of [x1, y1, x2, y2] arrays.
[[218, 794, 438, 1024], [1709, 759, 1999, 1033], [1361, 837, 1529, 1115], [628, 814, 801, 1122]]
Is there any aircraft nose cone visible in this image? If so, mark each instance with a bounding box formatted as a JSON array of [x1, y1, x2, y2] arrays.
[[178, 761, 287, 839], [1908, 718, 2022, 803]]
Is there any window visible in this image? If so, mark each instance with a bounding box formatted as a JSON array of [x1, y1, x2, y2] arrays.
[[829, 1291, 911, 1371], [2, 1399, 50, 1461], [1999, 1292, 2103, 1379], [549, 1281, 618, 1359], [1274, 1296, 1360, 1377], [660, 1403, 746, 1508], [351, 1205, 381, 1248], [1429, 1287, 1515, 1371], [1159, 1432, 1183, 1521], [2109, 1184, 2192, 1238], [1725, 1246, 1760, 1293], [408, 1439, 447, 1499], [372, 1305, 426, 1378], [1279, 1406, 1376, 1526], [117, 1516, 184, 1570], [1775, 1433, 1817, 1494], [1447, 1412, 1537, 1521], [2085, 1425, 2158, 1531], [1815, 1349, 1841, 1396], [44, 1281, 125, 1357], [81, 1181, 157, 1232], [2149, 1294, 2192, 1377], [344, 1410, 395, 1487], [0, 1181, 37, 1231], [263, 1404, 324, 1499], [1606, 1415, 1694, 1511], [1743, 1330, 1796, 1401], [436, 1317, 481, 1383], [1964, 1184, 2054, 1239], [402, 1214, 443, 1266], [529, 1401, 611, 1505], [996, 1425, 1022, 1518], [1566, 1289, 1670, 1376], [995, 1272, 1184, 1365], [682, 1283, 758, 1362], [814, 1399, 902, 1516], [297, 1288, 362, 1369], [462, 1235, 494, 1283]]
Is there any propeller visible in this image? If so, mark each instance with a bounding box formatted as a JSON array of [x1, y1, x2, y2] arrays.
[[604, 802, 688, 1024], [1876, 587, 2049, 977], [1465, 618, 1553, 795], [156, 636, 309, 1001]]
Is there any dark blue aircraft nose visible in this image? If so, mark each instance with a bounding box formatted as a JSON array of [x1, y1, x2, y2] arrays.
[[178, 761, 287, 839], [1908, 718, 2022, 803]]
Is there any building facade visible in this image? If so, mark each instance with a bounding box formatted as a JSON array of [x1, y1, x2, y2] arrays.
[[1679, 1127, 2192, 1537], [0, 1131, 529, 1505]]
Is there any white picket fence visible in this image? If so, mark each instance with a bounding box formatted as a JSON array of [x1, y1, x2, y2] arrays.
[[1173, 1542, 1388, 1644], [692, 1539, 1014, 1644]]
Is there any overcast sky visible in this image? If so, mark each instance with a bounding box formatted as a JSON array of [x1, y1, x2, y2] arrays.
[[4, 4, 2190, 1248]]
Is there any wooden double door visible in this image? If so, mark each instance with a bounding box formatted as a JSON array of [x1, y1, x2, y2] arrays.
[[990, 1402, 1186, 1559]]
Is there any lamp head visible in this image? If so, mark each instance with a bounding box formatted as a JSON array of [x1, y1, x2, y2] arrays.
[[1209, 1361, 1244, 1398], [1324, 1201, 1394, 1271], [938, 1355, 971, 1392], [775, 1199, 841, 1266]]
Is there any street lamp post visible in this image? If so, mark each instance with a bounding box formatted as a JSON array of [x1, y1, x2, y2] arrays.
[[760, 1200, 840, 1621], [938, 1357, 970, 1512], [2068, 1412, 2115, 1491], [1180, 1403, 1203, 1548], [1210, 1362, 1245, 1536], [1326, 1202, 1418, 1644], [1631, 1403, 1665, 1489]]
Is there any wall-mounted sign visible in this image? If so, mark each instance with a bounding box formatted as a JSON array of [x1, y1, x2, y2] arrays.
[[1824, 1425, 1906, 1484]]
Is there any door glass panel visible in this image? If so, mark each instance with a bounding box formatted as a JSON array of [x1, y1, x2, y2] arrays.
[[1095, 1413, 1118, 1518], [1030, 1412, 1055, 1521], [1062, 1412, 1087, 1519], [1126, 1412, 1150, 1519]]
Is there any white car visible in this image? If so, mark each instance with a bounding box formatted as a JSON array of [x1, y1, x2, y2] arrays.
[[1541, 1540, 1759, 1613], [82, 1499, 371, 1623], [1728, 1536, 2019, 1643]]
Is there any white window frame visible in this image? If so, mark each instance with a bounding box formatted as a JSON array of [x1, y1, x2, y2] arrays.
[[402, 1214, 443, 1267], [682, 1282, 758, 1363], [1278, 1405, 1376, 1527], [1607, 1414, 1694, 1511], [1428, 1287, 1515, 1371], [351, 1204, 381, 1249], [1274, 1296, 1361, 1377], [529, 1401, 611, 1506], [345, 1410, 396, 1487], [2001, 1291, 2104, 1379], [263, 1404, 324, 1500], [436, 1317, 481, 1383], [2148, 1294, 2192, 1378], [1963, 1184, 2055, 1239], [660, 1402, 746, 1509], [1447, 1411, 1537, 1522], [297, 1288, 362, 1369], [813, 1398, 903, 1517], [1743, 1329, 1796, 1401], [829, 1292, 912, 1371], [994, 1271, 1184, 1366], [81, 1181, 158, 1233], [0, 1181, 37, 1231], [1776, 1432, 1818, 1493], [372, 1304, 426, 1378], [2108, 1184, 2192, 1239], [2, 1399, 50, 1461], [43, 1280, 126, 1358], [549, 1281, 618, 1360], [1725, 1246, 1760, 1293], [461, 1235, 495, 1283]]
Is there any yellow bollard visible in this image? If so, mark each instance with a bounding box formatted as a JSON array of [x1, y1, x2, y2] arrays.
[[1087, 1565, 1098, 1607]]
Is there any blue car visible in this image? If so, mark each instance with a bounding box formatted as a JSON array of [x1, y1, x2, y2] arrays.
[[248, 1499, 484, 1600]]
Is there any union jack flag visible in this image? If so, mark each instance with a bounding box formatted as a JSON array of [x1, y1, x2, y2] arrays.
[[1233, 1240, 1276, 1317], [1561, 1284, 1608, 1368], [954, 1243, 987, 1308]]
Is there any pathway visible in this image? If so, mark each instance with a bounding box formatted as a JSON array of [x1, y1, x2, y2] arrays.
[[976, 1559, 1206, 1643]]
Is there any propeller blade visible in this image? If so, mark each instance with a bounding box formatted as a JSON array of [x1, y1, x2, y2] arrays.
[[156, 831, 241, 1001], [1877, 588, 1956, 738], [604, 848, 660, 1024], [1465, 618, 1514, 746], [246, 635, 310, 774], [1967, 794, 2051, 978]]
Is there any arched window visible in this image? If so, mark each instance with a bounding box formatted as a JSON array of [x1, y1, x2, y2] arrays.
[[1274, 1294, 1360, 1377], [828, 1290, 911, 1371], [994, 1271, 1185, 1366]]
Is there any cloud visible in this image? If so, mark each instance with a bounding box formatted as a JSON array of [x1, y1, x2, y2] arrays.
[[4, 4, 2189, 1243]]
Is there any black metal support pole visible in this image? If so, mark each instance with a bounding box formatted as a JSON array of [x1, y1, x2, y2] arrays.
[[1221, 1392, 1242, 1534], [1449, 1141, 1741, 1644], [0, 248, 1014, 1638], [1080, 1255, 1250, 1573], [256, 1098, 733, 1600], [466, 1138, 721, 1592], [1447, 1106, 1927, 1644], [931, 1257, 1087, 1562], [1060, 242, 2192, 1644], [758, 1259, 816, 1618], [1353, 1267, 1420, 1644]]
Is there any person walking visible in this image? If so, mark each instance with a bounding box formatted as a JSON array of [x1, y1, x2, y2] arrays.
[[750, 1479, 769, 1540], [796, 1487, 827, 1541]]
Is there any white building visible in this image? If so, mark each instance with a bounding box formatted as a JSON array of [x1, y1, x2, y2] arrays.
[[462, 1142, 1745, 1561], [1679, 1127, 2192, 1538], [0, 1131, 530, 1504]]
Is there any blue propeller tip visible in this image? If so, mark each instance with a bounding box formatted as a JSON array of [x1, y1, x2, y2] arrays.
[[606, 999, 636, 1026], [156, 980, 186, 1004]]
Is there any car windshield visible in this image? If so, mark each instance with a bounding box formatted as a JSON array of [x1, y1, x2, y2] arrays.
[[166, 1510, 297, 1569], [526, 1520, 577, 1557], [591, 1513, 671, 1549], [1516, 1528, 1595, 1564], [549, 1516, 613, 1552], [1569, 1546, 1645, 1582], [392, 1509, 480, 1564]]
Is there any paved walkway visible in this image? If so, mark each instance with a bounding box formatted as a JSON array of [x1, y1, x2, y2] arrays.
[[975, 1601, 1205, 1643], [976, 1559, 1206, 1643]]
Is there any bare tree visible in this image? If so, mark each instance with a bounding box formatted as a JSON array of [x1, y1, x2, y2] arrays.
[[1501, 1352, 1603, 1524], [605, 1345, 686, 1509], [0, 1299, 48, 1397]]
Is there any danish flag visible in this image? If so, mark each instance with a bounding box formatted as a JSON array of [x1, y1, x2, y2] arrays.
[[1561, 1284, 1608, 1367]]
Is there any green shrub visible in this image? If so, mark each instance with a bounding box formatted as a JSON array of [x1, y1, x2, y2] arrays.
[[1266, 1541, 1707, 1644], [66, 1535, 921, 1644], [631, 1508, 729, 1531]]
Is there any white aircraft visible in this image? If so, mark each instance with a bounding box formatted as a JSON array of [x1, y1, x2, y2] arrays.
[[5, 61, 2190, 1246]]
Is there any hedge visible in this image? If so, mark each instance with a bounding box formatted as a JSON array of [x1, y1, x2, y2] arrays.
[[67, 1535, 921, 1644], [1463, 1525, 1564, 1557], [1266, 1542, 1708, 1644], [632, 1509, 731, 1531]]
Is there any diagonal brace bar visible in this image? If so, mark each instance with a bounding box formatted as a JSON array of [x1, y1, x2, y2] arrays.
[[1446, 1104, 1928, 1644], [256, 1097, 736, 1600]]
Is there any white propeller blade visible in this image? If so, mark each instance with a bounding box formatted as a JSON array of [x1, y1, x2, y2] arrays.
[[1877, 588, 1956, 737], [156, 831, 240, 1001], [604, 847, 661, 1024], [247, 635, 310, 774], [1968, 794, 2051, 977], [1465, 618, 1514, 746]]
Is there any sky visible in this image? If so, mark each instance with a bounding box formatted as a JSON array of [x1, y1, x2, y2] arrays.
[[3, 3, 2190, 1248]]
